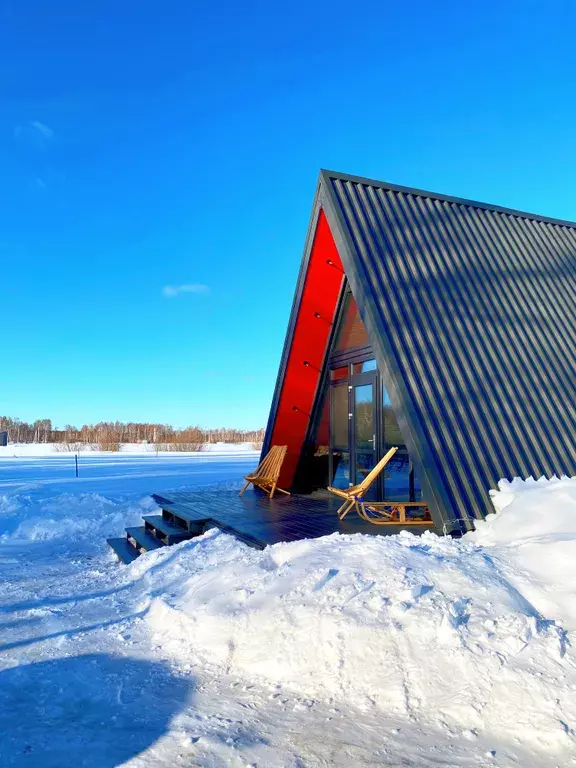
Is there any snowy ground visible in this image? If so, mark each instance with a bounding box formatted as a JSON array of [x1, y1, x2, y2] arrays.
[[1, 450, 576, 766]]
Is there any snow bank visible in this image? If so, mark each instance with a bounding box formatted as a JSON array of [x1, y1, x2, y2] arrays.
[[0, 492, 153, 545], [3, 456, 576, 763], [469, 474, 576, 543], [136, 527, 575, 758], [0, 443, 63, 457], [467, 475, 576, 630], [202, 442, 256, 453]]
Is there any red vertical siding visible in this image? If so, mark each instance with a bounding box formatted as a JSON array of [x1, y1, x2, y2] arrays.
[[270, 210, 344, 487]]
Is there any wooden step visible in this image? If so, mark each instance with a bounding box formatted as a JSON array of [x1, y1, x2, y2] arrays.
[[160, 507, 209, 533], [152, 494, 212, 532], [143, 515, 201, 545], [107, 537, 140, 564], [125, 526, 165, 553]]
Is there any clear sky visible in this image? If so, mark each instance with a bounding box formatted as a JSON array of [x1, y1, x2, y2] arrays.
[[2, 0, 576, 429]]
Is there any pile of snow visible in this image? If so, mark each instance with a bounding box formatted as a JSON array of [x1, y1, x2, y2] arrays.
[[202, 441, 257, 453], [467, 475, 576, 631], [0, 492, 152, 545], [136, 510, 576, 759], [0, 443, 63, 457], [2, 458, 576, 764]]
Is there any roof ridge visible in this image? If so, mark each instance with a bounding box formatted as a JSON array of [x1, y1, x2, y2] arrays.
[[319, 169, 576, 230]]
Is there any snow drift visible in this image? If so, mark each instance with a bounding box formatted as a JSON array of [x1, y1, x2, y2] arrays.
[[468, 475, 576, 632], [138, 508, 576, 758], [0, 492, 152, 544], [2, 457, 576, 764]]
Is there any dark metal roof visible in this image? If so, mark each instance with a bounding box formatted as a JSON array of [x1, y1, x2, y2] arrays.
[[320, 170, 576, 531]]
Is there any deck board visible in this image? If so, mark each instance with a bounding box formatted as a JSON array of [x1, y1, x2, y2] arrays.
[[151, 489, 434, 548]]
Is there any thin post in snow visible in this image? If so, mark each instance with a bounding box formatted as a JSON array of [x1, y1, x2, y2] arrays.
[[75, 453, 79, 478]]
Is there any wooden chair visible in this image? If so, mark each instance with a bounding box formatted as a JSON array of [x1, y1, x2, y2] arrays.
[[239, 445, 291, 499], [327, 446, 398, 519]]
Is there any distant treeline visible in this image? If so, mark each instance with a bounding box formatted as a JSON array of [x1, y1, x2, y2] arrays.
[[0, 416, 265, 447]]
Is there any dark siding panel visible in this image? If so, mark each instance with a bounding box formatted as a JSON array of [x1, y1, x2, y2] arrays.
[[323, 174, 576, 530]]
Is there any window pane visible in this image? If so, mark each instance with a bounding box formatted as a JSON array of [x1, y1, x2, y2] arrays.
[[352, 359, 377, 374], [412, 467, 423, 501], [299, 383, 331, 491], [334, 293, 370, 351], [332, 385, 349, 448], [331, 451, 350, 489], [384, 450, 410, 501], [355, 453, 376, 496], [354, 384, 374, 449], [382, 383, 403, 446], [312, 386, 330, 455]]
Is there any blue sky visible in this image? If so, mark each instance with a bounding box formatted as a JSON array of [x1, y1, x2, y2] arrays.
[[2, 0, 576, 429]]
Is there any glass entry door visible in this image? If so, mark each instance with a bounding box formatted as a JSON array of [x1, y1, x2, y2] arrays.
[[329, 378, 350, 489], [352, 376, 377, 490], [329, 368, 378, 492]]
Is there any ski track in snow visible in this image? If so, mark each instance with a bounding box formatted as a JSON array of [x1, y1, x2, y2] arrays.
[[0, 450, 575, 766]]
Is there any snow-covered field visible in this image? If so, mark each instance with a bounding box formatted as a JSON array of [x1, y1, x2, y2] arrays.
[[1, 448, 576, 767]]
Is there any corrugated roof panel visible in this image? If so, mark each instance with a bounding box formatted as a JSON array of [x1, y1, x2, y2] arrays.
[[322, 172, 576, 530]]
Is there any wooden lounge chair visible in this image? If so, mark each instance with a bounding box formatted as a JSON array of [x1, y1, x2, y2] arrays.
[[327, 446, 398, 519], [239, 445, 291, 499], [358, 500, 433, 526]]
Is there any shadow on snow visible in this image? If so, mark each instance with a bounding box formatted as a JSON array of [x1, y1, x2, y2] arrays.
[[0, 653, 191, 767]]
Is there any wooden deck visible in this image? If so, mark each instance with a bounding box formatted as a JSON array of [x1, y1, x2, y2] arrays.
[[151, 489, 435, 549]]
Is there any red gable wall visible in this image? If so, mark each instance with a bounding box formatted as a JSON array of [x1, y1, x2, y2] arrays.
[[270, 209, 344, 488]]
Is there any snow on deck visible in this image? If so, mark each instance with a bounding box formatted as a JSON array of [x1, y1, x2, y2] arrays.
[[1, 450, 576, 766]]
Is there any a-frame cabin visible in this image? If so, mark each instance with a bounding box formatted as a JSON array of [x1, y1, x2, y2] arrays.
[[263, 170, 576, 534], [111, 169, 576, 562]]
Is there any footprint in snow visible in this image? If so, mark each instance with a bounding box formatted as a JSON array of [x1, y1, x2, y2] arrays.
[[448, 597, 471, 627], [313, 568, 339, 591], [398, 583, 434, 606]]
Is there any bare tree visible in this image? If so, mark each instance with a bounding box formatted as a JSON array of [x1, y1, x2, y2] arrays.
[[0, 416, 265, 447]]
